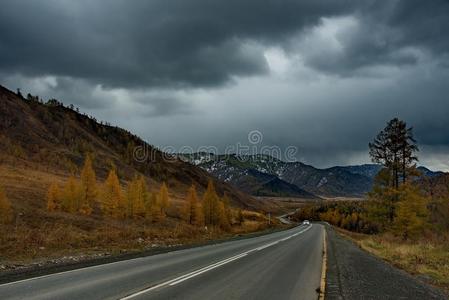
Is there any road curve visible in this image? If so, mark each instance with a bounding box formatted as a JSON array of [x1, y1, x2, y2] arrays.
[[0, 224, 324, 300]]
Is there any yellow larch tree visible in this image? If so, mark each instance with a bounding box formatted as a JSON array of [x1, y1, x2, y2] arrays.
[[195, 202, 205, 227], [182, 184, 203, 226], [220, 195, 232, 230], [133, 176, 148, 218], [47, 182, 61, 212], [217, 200, 228, 230], [147, 191, 163, 222], [0, 185, 13, 224], [80, 154, 97, 215], [102, 169, 122, 218], [159, 182, 170, 217], [394, 183, 429, 240], [62, 176, 82, 213], [126, 178, 137, 218], [126, 176, 148, 219], [203, 179, 220, 226]]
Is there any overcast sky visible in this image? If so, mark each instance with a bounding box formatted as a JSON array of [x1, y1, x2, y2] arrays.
[[1, 0, 449, 170]]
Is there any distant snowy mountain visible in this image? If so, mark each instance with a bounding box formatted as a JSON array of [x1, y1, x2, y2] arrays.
[[179, 153, 372, 197], [179, 153, 318, 198], [179, 153, 444, 198]]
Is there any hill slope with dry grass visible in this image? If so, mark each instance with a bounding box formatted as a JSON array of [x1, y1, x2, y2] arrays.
[[0, 85, 260, 209], [0, 85, 270, 265]]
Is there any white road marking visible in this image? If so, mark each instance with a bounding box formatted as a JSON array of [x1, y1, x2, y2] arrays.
[[120, 224, 313, 299], [169, 253, 248, 286], [119, 253, 248, 300], [255, 241, 279, 251]]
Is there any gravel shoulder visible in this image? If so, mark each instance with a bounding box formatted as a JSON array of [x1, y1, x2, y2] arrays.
[[325, 225, 448, 300]]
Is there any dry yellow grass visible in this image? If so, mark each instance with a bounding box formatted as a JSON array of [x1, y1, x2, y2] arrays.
[[337, 228, 449, 292]]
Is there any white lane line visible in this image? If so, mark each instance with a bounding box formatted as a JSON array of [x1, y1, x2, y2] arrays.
[[120, 253, 249, 299], [169, 253, 248, 286], [255, 241, 279, 251], [120, 224, 313, 299], [120, 253, 248, 299]]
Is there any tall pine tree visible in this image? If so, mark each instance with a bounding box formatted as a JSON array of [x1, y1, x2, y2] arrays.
[[369, 118, 418, 189]]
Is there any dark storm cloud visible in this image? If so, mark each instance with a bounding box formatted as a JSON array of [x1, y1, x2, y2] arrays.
[[1, 0, 449, 87], [2, 0, 449, 87], [0, 0, 358, 89], [1, 0, 449, 170], [295, 0, 449, 75], [379, 0, 449, 55]]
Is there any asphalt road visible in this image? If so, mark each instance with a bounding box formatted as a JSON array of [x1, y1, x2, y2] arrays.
[[0, 224, 325, 300]]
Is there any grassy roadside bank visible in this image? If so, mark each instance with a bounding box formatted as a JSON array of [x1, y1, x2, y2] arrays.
[[334, 227, 449, 293], [0, 222, 293, 284]]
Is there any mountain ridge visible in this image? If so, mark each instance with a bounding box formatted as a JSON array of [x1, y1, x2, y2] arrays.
[[179, 153, 444, 197]]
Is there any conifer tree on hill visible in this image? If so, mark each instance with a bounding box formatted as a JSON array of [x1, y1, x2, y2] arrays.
[[159, 182, 170, 217], [203, 179, 220, 226], [147, 191, 162, 222], [102, 169, 122, 218], [182, 184, 204, 226], [47, 182, 60, 212], [80, 154, 97, 215], [393, 183, 429, 240], [133, 176, 147, 218], [62, 175, 81, 213], [369, 118, 418, 189]]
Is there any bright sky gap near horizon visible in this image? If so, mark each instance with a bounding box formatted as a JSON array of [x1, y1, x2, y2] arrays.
[[1, 0, 448, 171]]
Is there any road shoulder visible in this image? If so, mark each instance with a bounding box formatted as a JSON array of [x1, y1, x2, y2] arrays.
[[324, 225, 448, 300]]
